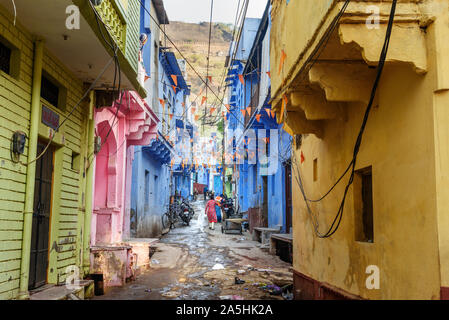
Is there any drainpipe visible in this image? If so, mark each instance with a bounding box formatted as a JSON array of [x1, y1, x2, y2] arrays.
[[18, 39, 44, 299], [83, 90, 96, 275]]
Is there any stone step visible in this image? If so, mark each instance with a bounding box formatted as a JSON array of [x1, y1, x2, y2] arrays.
[[30, 280, 94, 300]]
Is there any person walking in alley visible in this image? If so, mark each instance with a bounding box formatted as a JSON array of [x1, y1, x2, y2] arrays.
[[203, 186, 208, 201], [205, 194, 217, 230]]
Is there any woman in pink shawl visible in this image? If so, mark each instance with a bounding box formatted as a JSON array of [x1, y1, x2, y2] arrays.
[[205, 194, 217, 230]]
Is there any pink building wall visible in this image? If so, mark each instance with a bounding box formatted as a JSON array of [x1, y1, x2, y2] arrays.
[[91, 91, 159, 246]]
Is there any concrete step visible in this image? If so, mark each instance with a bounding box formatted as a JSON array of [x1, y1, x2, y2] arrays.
[[30, 280, 94, 300]]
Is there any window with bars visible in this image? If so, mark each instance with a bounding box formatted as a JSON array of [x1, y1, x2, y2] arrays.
[[41, 72, 67, 111], [0, 41, 11, 75], [0, 36, 20, 79], [41, 75, 59, 107]]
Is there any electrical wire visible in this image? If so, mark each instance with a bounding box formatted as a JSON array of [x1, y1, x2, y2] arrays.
[[295, 0, 398, 238], [21, 57, 115, 167], [136, 0, 246, 127]]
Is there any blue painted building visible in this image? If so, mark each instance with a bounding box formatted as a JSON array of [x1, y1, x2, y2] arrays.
[[130, 135, 173, 237], [226, 2, 293, 233], [159, 49, 194, 200], [131, 4, 194, 236]]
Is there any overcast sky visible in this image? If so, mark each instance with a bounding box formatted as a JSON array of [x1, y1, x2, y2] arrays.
[[162, 0, 268, 24]]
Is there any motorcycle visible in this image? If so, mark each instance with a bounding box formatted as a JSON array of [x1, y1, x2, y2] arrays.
[[221, 196, 237, 219], [179, 198, 195, 226]]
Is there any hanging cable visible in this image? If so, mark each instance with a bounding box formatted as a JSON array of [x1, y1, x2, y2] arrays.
[[296, 0, 398, 238], [136, 0, 245, 127]]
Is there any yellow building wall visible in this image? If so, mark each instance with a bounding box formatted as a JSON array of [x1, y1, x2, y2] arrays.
[[272, 0, 449, 299], [270, 0, 338, 104], [293, 64, 441, 299], [0, 6, 88, 299]]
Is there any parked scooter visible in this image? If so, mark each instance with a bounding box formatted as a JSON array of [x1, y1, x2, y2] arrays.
[[221, 196, 238, 219], [178, 198, 195, 226]]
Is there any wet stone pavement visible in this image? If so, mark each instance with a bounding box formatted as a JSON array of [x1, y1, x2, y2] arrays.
[[93, 200, 293, 300]]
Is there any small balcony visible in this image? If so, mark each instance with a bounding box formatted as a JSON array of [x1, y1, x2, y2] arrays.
[[4, 0, 145, 97]]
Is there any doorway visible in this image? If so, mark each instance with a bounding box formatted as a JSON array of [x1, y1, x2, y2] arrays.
[[285, 163, 293, 234], [262, 176, 268, 226], [29, 141, 54, 290]]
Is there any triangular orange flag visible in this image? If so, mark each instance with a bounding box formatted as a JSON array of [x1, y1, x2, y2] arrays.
[[271, 110, 275, 118], [265, 108, 271, 117], [280, 94, 288, 122], [225, 104, 230, 109], [266, 71, 271, 78], [172, 85, 177, 93], [255, 114, 262, 122], [207, 76, 212, 84], [195, 115, 200, 121], [144, 75, 150, 82], [278, 50, 287, 75], [201, 96, 207, 106], [246, 106, 251, 116], [159, 99, 165, 107], [191, 107, 196, 114], [171, 75, 178, 86], [238, 74, 244, 85], [210, 107, 216, 114], [241, 109, 246, 117], [169, 114, 173, 120]]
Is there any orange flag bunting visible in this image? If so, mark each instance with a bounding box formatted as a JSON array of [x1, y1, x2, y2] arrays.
[[172, 85, 177, 93], [280, 94, 288, 122], [241, 109, 246, 117], [195, 115, 200, 121], [278, 50, 287, 75], [159, 99, 165, 108], [201, 96, 207, 106], [225, 104, 230, 110], [246, 107, 251, 116], [145, 75, 150, 82], [256, 114, 262, 123], [191, 107, 196, 114], [210, 107, 216, 115], [169, 114, 173, 120], [238, 74, 244, 85], [265, 108, 271, 117], [271, 110, 276, 118], [171, 75, 178, 86], [207, 76, 213, 84], [266, 71, 271, 78]]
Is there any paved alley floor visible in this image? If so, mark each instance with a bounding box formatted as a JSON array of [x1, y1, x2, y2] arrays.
[[93, 200, 293, 300]]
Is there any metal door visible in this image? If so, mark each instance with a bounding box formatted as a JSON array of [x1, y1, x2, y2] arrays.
[[29, 141, 54, 289]]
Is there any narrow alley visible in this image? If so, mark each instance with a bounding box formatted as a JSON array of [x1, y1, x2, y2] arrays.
[[3, 0, 449, 305], [94, 199, 293, 300]]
